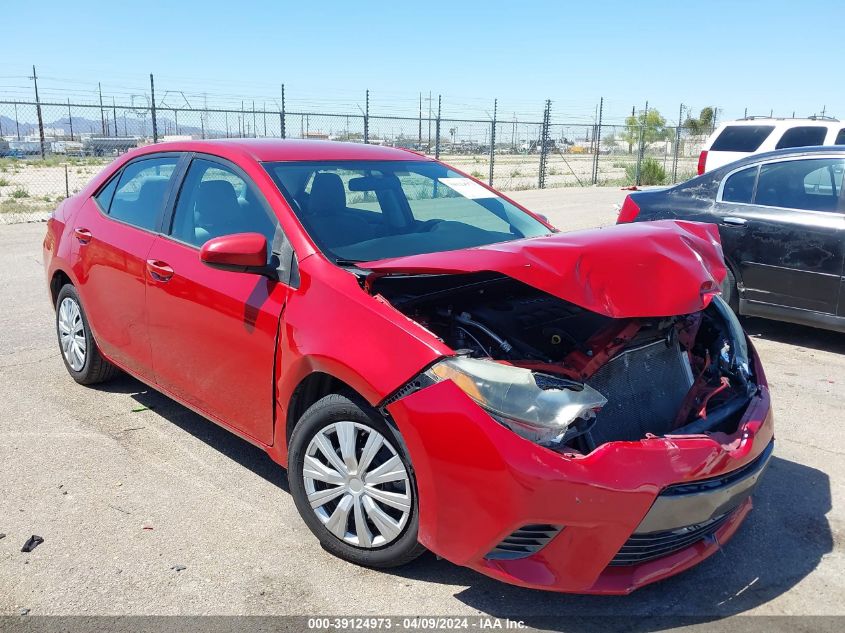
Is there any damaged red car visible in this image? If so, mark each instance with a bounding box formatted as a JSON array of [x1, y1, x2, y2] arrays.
[[43, 140, 773, 594]]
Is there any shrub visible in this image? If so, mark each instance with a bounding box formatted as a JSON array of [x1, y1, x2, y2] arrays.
[[0, 177, 10, 187], [10, 187, 30, 199], [470, 170, 485, 179], [625, 157, 666, 186]]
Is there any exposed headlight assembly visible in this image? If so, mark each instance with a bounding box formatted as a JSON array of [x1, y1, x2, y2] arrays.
[[424, 356, 607, 447]]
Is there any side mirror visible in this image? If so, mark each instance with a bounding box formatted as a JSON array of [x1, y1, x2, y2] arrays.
[[200, 232, 271, 275]]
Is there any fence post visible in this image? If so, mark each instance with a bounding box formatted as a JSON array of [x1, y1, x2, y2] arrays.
[[364, 89, 369, 144], [64, 164, 69, 198], [538, 99, 551, 189], [112, 98, 118, 137], [30, 66, 46, 158], [280, 84, 286, 139], [593, 97, 603, 184], [66, 99, 72, 141], [673, 103, 683, 183], [16, 102, 23, 140], [434, 95, 441, 159], [488, 98, 497, 186], [635, 125, 643, 185], [98, 83, 106, 135], [150, 73, 159, 143]]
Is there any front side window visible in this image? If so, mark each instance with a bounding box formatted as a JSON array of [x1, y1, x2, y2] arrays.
[[264, 160, 551, 262], [755, 158, 844, 212], [721, 166, 757, 203], [775, 126, 827, 150], [109, 157, 180, 231], [171, 158, 278, 248]]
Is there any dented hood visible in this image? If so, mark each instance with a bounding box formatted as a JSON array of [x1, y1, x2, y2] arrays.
[[361, 220, 727, 319]]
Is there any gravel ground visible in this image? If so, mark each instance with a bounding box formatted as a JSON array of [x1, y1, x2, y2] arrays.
[[0, 188, 843, 623]]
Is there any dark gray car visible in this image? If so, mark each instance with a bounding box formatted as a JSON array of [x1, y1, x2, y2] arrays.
[[618, 146, 845, 333]]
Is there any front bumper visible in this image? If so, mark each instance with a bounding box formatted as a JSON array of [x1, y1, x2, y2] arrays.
[[386, 348, 773, 595]]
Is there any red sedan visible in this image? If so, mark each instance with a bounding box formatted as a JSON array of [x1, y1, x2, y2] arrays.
[[43, 140, 773, 593]]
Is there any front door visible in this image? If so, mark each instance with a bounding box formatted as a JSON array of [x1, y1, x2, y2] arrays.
[[145, 156, 289, 444], [715, 156, 845, 315]]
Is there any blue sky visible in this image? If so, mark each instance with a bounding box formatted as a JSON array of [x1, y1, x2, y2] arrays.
[[3, 0, 844, 124]]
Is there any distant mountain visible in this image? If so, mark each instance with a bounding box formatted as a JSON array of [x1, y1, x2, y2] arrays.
[[0, 113, 219, 139]]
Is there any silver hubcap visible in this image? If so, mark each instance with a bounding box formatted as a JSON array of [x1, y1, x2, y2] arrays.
[[58, 297, 86, 371], [303, 421, 411, 548]]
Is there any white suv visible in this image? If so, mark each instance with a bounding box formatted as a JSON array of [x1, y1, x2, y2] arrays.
[[698, 117, 845, 174]]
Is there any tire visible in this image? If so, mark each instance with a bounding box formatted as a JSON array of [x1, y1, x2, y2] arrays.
[[55, 284, 120, 385], [288, 392, 425, 568], [721, 267, 739, 313]]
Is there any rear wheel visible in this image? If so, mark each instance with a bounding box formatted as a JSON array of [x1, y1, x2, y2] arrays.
[[55, 284, 119, 385], [288, 392, 425, 568]]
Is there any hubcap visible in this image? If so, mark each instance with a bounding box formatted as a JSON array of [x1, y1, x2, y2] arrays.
[[58, 297, 86, 371], [302, 421, 412, 548]]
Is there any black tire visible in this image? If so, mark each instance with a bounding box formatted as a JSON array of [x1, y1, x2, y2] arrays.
[[55, 284, 120, 385], [288, 391, 425, 568], [721, 267, 739, 313]]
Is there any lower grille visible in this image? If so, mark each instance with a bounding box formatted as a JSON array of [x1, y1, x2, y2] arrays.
[[485, 524, 563, 560], [586, 337, 693, 446], [609, 511, 733, 566]]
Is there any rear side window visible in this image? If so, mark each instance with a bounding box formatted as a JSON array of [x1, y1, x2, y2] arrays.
[[755, 158, 844, 212], [109, 157, 180, 231], [94, 174, 119, 212], [775, 126, 827, 149], [722, 166, 757, 203], [711, 126, 774, 152], [835, 129, 845, 144]]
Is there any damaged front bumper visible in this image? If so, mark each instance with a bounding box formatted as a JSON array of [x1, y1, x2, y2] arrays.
[[386, 344, 773, 594]]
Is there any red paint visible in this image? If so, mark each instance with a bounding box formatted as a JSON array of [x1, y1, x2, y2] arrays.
[[42, 139, 772, 594], [363, 220, 727, 319], [200, 232, 268, 269]]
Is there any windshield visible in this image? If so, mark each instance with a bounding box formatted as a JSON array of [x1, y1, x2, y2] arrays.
[[263, 160, 551, 262]]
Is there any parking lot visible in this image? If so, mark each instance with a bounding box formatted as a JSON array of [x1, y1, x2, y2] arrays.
[[0, 187, 843, 623]]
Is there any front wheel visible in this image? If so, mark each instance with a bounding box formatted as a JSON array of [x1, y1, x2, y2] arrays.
[[288, 392, 425, 568]]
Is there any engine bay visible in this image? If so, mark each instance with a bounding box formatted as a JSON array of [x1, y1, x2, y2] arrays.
[[370, 271, 757, 454]]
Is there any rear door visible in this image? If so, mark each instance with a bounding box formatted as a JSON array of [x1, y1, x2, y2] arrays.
[[706, 125, 775, 172], [145, 155, 290, 444], [714, 156, 845, 314], [70, 154, 183, 380]]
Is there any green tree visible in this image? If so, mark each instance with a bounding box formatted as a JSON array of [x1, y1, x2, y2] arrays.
[[622, 109, 669, 154], [683, 107, 715, 136]]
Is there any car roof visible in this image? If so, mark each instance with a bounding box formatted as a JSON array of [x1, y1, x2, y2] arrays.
[[713, 145, 845, 171], [717, 118, 841, 129], [126, 138, 428, 163]]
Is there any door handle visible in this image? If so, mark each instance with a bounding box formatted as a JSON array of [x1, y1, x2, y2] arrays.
[[721, 216, 748, 227], [74, 227, 93, 244], [146, 259, 174, 282]]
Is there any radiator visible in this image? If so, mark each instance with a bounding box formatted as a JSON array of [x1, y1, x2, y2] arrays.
[[586, 337, 694, 446]]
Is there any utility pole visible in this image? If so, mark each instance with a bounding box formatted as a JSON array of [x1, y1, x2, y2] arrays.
[[280, 84, 286, 139], [30, 66, 46, 158], [364, 89, 370, 144], [99, 82, 106, 135], [488, 99, 497, 186], [149, 73, 158, 143], [434, 94, 441, 159], [418, 93, 422, 146]]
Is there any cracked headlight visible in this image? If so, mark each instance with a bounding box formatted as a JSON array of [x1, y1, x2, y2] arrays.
[[425, 356, 607, 446]]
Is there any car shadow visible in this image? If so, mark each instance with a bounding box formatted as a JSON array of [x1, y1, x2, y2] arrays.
[[97, 374, 290, 493], [388, 455, 832, 627], [742, 316, 845, 355], [96, 377, 832, 627]]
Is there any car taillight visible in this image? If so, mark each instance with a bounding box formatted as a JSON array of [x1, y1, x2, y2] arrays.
[[617, 196, 640, 224], [697, 150, 708, 175]]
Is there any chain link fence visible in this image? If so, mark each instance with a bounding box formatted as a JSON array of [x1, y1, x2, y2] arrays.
[[0, 97, 711, 224]]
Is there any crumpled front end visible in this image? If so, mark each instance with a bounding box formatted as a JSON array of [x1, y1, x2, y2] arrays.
[[386, 341, 773, 594]]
